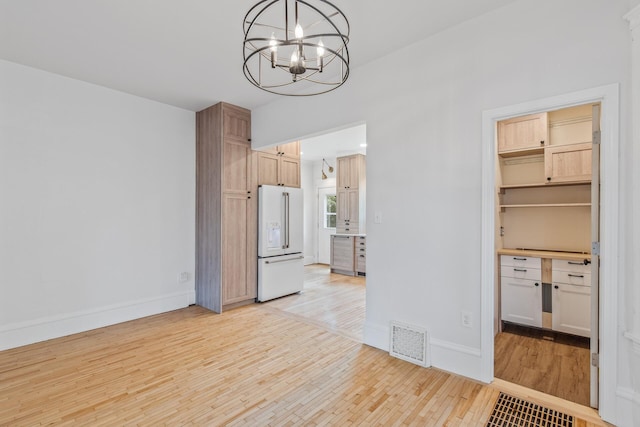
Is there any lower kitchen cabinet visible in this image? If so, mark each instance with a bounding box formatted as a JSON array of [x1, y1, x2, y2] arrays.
[[330, 235, 355, 275], [551, 258, 591, 337], [355, 236, 366, 276], [501, 277, 542, 328], [331, 235, 367, 276], [500, 255, 542, 328], [499, 251, 592, 337], [552, 283, 591, 337]]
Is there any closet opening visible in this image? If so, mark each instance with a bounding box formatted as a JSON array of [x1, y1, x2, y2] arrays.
[[493, 103, 600, 408]]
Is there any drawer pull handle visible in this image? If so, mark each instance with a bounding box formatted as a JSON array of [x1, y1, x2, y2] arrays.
[[360, 255, 365, 258], [568, 274, 584, 278], [568, 261, 583, 265], [513, 268, 527, 272], [513, 257, 527, 261], [554, 285, 559, 289], [535, 282, 539, 287]]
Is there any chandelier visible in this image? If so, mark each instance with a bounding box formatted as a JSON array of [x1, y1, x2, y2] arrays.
[[243, 0, 350, 96]]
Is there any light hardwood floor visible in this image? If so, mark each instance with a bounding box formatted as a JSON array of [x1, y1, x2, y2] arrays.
[[494, 323, 590, 407], [0, 265, 607, 426]]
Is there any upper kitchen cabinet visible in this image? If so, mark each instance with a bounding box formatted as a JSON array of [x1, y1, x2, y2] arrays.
[[544, 142, 592, 184], [497, 112, 548, 156], [257, 141, 300, 187], [336, 154, 366, 234], [337, 154, 362, 190], [196, 102, 257, 313]]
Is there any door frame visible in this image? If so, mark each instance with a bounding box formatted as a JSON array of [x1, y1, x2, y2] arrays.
[[317, 186, 337, 264], [480, 84, 619, 419]]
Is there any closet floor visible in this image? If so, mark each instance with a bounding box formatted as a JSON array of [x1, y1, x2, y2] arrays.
[[494, 323, 590, 407]]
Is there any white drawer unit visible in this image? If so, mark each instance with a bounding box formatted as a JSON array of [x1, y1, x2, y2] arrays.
[[552, 258, 591, 274], [500, 255, 542, 328], [500, 265, 542, 281], [501, 255, 542, 269]]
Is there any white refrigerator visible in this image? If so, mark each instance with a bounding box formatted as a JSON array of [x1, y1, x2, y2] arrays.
[[257, 185, 304, 302]]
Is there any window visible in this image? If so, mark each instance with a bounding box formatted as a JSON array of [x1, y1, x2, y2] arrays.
[[324, 194, 336, 228]]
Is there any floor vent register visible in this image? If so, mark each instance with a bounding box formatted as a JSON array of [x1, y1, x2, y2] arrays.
[[486, 392, 573, 427]]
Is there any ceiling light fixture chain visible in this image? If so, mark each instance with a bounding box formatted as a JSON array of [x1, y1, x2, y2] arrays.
[[243, 0, 350, 96]]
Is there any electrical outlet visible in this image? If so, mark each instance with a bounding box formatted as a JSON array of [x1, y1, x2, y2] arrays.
[[461, 311, 472, 328], [178, 272, 189, 283]]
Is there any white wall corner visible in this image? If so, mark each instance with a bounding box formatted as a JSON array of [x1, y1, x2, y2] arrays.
[[363, 321, 388, 350], [0, 291, 193, 351]]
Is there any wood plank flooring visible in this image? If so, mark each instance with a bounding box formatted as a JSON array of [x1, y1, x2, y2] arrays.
[[0, 265, 606, 426], [494, 323, 590, 407], [261, 264, 366, 341]]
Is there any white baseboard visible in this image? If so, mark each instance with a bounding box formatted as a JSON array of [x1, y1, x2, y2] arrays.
[[430, 338, 483, 381], [363, 320, 483, 381], [0, 290, 195, 351], [363, 321, 388, 350], [304, 255, 316, 266]]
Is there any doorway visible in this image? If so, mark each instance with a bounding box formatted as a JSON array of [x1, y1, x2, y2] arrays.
[[480, 85, 620, 417], [317, 188, 336, 264]]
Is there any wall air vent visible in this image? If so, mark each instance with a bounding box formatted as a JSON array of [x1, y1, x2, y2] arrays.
[[389, 321, 429, 367]]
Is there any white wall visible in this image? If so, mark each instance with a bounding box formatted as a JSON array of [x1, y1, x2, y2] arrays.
[[252, 0, 633, 424], [301, 159, 316, 265], [0, 60, 195, 350]]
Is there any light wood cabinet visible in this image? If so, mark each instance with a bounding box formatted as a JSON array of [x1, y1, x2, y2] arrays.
[[337, 155, 361, 190], [497, 112, 548, 155], [257, 141, 300, 187], [500, 255, 542, 328], [497, 105, 594, 254], [335, 154, 366, 234], [544, 142, 592, 183], [196, 102, 257, 313], [330, 235, 355, 275]]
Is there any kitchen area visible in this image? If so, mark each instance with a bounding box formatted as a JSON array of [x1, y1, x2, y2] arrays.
[[195, 104, 366, 322]]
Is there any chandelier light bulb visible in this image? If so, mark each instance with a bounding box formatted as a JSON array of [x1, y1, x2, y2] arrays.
[[291, 50, 298, 64], [316, 39, 325, 70], [269, 32, 277, 52], [316, 39, 325, 57], [294, 23, 303, 39]]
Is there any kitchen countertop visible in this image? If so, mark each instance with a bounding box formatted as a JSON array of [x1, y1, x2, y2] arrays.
[[498, 248, 591, 262], [331, 233, 366, 237]]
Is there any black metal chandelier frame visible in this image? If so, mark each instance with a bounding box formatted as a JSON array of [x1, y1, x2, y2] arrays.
[[243, 0, 350, 96]]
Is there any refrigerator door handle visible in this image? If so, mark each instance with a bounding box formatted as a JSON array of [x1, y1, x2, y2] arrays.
[[264, 255, 304, 264], [284, 192, 290, 249], [281, 192, 287, 249]]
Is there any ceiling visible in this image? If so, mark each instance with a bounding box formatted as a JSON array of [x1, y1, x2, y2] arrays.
[[0, 0, 516, 112], [299, 124, 366, 162]]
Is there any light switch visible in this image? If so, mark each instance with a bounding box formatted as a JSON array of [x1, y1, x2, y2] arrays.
[[374, 211, 382, 224]]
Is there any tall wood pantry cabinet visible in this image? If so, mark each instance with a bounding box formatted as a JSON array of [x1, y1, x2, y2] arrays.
[[256, 141, 301, 187], [196, 102, 257, 313], [336, 154, 366, 234]]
